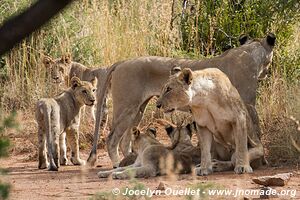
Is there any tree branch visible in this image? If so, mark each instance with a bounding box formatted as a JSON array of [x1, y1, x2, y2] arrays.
[[0, 0, 73, 56]]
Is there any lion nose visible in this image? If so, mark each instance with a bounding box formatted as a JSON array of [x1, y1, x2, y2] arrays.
[[90, 99, 95, 103], [156, 102, 162, 109], [53, 76, 59, 80]]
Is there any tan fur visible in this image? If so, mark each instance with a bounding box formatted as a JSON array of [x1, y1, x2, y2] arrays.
[[165, 122, 201, 166], [36, 77, 96, 171], [88, 33, 275, 167], [97, 127, 192, 179], [68, 62, 109, 124], [157, 68, 265, 175]]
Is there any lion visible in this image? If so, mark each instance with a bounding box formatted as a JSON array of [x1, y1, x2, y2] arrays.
[[119, 127, 157, 167], [68, 61, 109, 123], [36, 76, 96, 171], [156, 67, 265, 175], [164, 122, 201, 166], [97, 127, 192, 179], [88, 33, 276, 168], [42, 54, 72, 86]]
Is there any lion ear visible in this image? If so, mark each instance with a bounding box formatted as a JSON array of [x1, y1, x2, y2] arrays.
[[170, 65, 182, 75], [179, 68, 193, 85], [61, 53, 72, 64], [266, 33, 276, 46], [165, 124, 174, 136], [239, 34, 249, 45], [71, 76, 82, 89], [42, 56, 54, 67], [91, 77, 97, 87], [131, 127, 140, 139]]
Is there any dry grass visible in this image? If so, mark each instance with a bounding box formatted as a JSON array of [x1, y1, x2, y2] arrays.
[[0, 0, 299, 165]]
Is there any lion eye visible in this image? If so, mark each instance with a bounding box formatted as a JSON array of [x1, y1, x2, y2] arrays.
[[82, 90, 87, 94], [92, 89, 96, 92]]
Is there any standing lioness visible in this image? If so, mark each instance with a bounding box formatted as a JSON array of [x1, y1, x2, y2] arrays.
[[156, 68, 264, 175], [36, 77, 96, 171]]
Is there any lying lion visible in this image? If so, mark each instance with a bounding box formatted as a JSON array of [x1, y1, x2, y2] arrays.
[[156, 67, 265, 175], [98, 127, 192, 179], [164, 122, 201, 166], [36, 76, 96, 171]]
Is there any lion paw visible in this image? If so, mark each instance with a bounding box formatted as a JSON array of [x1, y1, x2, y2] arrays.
[[212, 159, 233, 172], [112, 172, 129, 179], [195, 166, 213, 176], [97, 171, 112, 178], [48, 164, 58, 171], [71, 157, 86, 166], [38, 161, 49, 169], [60, 157, 68, 166], [234, 165, 253, 174]]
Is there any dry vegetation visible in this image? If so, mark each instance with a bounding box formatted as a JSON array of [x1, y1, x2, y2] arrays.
[[0, 0, 299, 166]]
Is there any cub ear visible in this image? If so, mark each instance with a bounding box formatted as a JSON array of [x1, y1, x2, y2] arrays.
[[131, 127, 140, 138], [165, 124, 174, 136], [148, 127, 157, 138], [170, 65, 182, 75], [42, 56, 54, 67], [266, 33, 276, 46], [239, 34, 249, 45], [61, 53, 72, 64], [71, 76, 82, 89], [185, 123, 193, 138], [91, 77, 97, 87], [178, 68, 193, 85]]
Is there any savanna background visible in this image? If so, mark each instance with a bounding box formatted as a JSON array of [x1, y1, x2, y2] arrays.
[[0, 0, 299, 199]]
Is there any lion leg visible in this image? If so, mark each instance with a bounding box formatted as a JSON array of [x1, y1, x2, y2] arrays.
[[38, 125, 48, 169], [67, 128, 86, 166], [112, 165, 156, 179], [98, 162, 141, 178], [119, 99, 149, 157], [195, 126, 213, 176], [233, 113, 252, 174], [53, 133, 60, 169], [59, 132, 68, 165], [245, 104, 261, 138], [212, 159, 234, 172], [107, 108, 143, 167]]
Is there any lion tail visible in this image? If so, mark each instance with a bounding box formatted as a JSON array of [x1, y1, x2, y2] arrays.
[[87, 61, 122, 165]]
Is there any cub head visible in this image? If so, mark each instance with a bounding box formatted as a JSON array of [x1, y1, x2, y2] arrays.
[[165, 122, 194, 149], [70, 76, 97, 106], [131, 126, 157, 153], [156, 67, 192, 112], [43, 54, 72, 84]]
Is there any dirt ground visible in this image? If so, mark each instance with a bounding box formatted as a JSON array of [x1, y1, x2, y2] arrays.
[[1, 114, 300, 200]]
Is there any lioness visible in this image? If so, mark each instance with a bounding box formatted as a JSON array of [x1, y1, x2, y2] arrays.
[[156, 68, 265, 175], [88, 33, 275, 167], [97, 127, 192, 179], [36, 77, 96, 171]]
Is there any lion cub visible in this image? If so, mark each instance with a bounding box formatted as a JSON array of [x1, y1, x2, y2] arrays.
[[157, 67, 265, 175], [36, 77, 96, 171], [98, 127, 192, 179], [165, 122, 201, 166]]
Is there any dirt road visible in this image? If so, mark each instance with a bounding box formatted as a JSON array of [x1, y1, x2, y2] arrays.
[[1, 151, 299, 200]]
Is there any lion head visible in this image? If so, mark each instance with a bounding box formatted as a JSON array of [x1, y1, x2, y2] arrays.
[[70, 76, 97, 106], [156, 68, 193, 112], [43, 54, 72, 84]]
